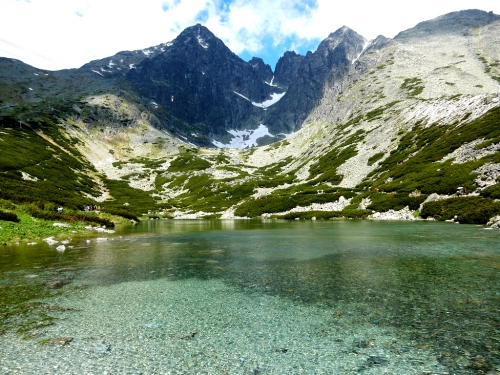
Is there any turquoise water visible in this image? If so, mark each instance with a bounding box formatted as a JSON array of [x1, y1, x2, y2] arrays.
[[0, 220, 499, 374]]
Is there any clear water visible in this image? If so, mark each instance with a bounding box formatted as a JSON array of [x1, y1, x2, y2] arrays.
[[1, 220, 499, 374]]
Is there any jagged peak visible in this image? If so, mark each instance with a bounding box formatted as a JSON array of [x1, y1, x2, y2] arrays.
[[314, 26, 367, 63], [321, 26, 366, 48], [282, 51, 303, 58], [326, 26, 365, 40], [179, 23, 214, 37], [174, 23, 219, 50]]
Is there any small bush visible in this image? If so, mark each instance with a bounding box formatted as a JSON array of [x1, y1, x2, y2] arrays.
[[0, 210, 20, 223], [168, 154, 211, 172], [367, 152, 385, 166]]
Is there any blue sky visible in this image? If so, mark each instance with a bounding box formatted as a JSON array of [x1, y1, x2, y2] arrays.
[[1, 0, 500, 71]]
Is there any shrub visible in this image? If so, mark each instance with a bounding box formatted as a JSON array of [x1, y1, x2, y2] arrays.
[[368, 193, 427, 212], [168, 154, 211, 172], [367, 152, 385, 166], [309, 146, 358, 183], [104, 208, 139, 222], [341, 208, 372, 219], [234, 191, 357, 218], [420, 197, 500, 224], [0, 210, 20, 223], [28, 209, 116, 227], [480, 184, 500, 199]]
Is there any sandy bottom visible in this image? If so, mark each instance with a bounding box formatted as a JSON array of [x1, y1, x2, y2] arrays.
[[1, 277, 446, 375]]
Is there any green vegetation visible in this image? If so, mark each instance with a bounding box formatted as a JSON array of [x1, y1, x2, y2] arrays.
[[0, 112, 141, 240], [308, 146, 358, 184], [0, 202, 103, 245], [367, 152, 385, 166], [234, 191, 357, 218], [365, 107, 500, 196], [400, 77, 424, 97], [480, 183, 500, 199], [168, 153, 211, 172], [367, 192, 427, 212], [421, 197, 500, 224], [101, 178, 164, 218]]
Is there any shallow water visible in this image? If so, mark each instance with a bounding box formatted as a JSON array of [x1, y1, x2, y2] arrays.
[[0, 220, 499, 374]]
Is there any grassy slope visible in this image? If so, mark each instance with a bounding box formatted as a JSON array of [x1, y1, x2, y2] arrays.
[[2, 102, 500, 231], [0, 107, 141, 243]]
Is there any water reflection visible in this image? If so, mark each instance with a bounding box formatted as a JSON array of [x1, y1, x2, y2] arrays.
[[1, 220, 499, 373]]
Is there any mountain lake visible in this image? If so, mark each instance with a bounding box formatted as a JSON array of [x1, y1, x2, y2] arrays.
[[0, 219, 499, 374]]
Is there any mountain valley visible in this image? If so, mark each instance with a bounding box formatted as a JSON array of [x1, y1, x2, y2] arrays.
[[1, 9, 500, 229]]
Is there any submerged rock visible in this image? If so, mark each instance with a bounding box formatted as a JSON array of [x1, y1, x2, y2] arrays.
[[180, 331, 197, 340], [42, 337, 73, 346], [94, 343, 112, 354]]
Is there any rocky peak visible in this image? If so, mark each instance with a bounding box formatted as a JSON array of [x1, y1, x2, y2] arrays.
[[125, 24, 282, 146], [264, 26, 367, 134], [273, 51, 304, 89], [248, 57, 274, 83], [80, 42, 170, 78], [172, 23, 218, 50], [316, 26, 367, 65]]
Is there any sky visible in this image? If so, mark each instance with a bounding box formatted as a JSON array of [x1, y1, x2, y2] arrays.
[[1, 0, 500, 72]]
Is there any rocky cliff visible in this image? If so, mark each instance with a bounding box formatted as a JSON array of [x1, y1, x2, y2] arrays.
[[125, 24, 284, 146], [265, 26, 367, 134]]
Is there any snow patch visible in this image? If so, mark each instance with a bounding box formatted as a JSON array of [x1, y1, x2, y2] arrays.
[[233, 91, 286, 108], [143, 49, 153, 56], [108, 60, 115, 69], [129, 64, 136, 69], [233, 91, 250, 101], [212, 124, 274, 149], [254, 92, 286, 108], [265, 76, 278, 86], [91, 70, 104, 76], [197, 35, 209, 49], [352, 39, 372, 64], [21, 172, 38, 181]]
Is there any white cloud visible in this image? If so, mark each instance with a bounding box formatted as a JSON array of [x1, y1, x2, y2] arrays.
[[0, 0, 499, 70]]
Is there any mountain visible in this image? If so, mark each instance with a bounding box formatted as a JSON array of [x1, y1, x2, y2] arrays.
[[266, 26, 367, 134], [125, 24, 286, 146], [2, 9, 500, 237]]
